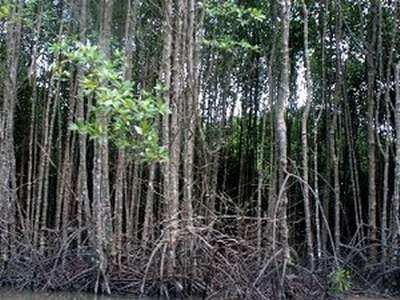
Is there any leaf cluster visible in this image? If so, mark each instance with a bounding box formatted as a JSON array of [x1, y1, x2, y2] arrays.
[[204, 0, 265, 54], [328, 268, 352, 295], [52, 41, 169, 162]]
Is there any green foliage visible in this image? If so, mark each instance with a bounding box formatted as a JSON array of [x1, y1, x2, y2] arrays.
[[204, 0, 265, 54], [205, 1, 265, 24], [51, 41, 168, 162], [0, 3, 10, 19], [328, 268, 352, 295]]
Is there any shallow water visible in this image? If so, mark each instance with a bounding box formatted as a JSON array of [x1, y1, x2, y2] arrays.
[[0, 290, 162, 300]]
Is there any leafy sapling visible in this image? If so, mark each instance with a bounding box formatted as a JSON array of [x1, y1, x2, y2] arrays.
[[328, 268, 352, 295], [52, 41, 169, 162]]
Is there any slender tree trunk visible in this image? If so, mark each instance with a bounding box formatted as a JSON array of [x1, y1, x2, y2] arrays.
[[393, 64, 400, 251], [183, 0, 197, 228], [320, 0, 330, 256], [114, 0, 137, 263], [382, 0, 398, 261], [33, 32, 64, 250], [39, 78, 62, 253], [266, 2, 278, 238], [313, 109, 322, 259], [332, 0, 342, 255], [56, 77, 77, 244], [76, 0, 91, 254], [0, 0, 22, 261], [159, 0, 175, 275], [168, 0, 185, 272], [93, 0, 113, 294], [26, 5, 42, 238], [301, 0, 314, 270], [343, 79, 362, 242], [275, 0, 291, 293], [142, 164, 156, 247], [367, 0, 378, 261]]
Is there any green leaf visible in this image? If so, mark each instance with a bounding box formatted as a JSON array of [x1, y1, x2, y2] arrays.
[[68, 123, 80, 131], [0, 4, 9, 19], [134, 126, 143, 135]]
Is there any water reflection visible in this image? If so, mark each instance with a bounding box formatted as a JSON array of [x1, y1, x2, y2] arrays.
[[0, 290, 156, 300]]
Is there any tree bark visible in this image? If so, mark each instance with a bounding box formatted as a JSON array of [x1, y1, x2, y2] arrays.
[[332, 0, 342, 255], [393, 64, 400, 251], [0, 0, 22, 261], [93, 0, 113, 294], [382, 0, 398, 262], [301, 0, 314, 270], [275, 0, 291, 290], [367, 0, 378, 261]]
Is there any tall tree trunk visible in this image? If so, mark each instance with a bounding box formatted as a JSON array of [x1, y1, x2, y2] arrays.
[[39, 76, 62, 253], [26, 4, 43, 239], [264, 1, 278, 239], [275, 0, 291, 293], [0, 0, 22, 261], [301, 0, 314, 270], [168, 0, 185, 272], [56, 77, 77, 244], [320, 0, 330, 256], [393, 64, 400, 251], [115, 0, 137, 263], [382, 0, 398, 262], [159, 0, 174, 273], [332, 0, 342, 255], [76, 0, 91, 254], [183, 0, 197, 228], [93, 0, 113, 294], [367, 0, 378, 261]]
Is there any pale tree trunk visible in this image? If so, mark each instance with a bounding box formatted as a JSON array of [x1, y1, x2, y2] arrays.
[[114, 149, 125, 261], [141, 0, 158, 248], [343, 82, 362, 242], [332, 0, 342, 255], [33, 24, 64, 250], [160, 0, 173, 233], [375, 0, 384, 263], [381, 0, 397, 263], [26, 4, 42, 238], [301, 0, 314, 270], [142, 164, 156, 248], [0, 0, 22, 262], [313, 109, 322, 259], [39, 77, 62, 253], [168, 0, 185, 272], [264, 3, 277, 243], [266, 1, 277, 239], [274, 1, 291, 295], [127, 162, 142, 245], [314, 0, 327, 259], [367, 0, 378, 261], [56, 77, 77, 243], [393, 64, 400, 251], [192, 1, 204, 223], [320, 0, 330, 256], [125, 163, 135, 247], [183, 0, 197, 228], [32, 88, 51, 250], [159, 0, 174, 275], [115, 0, 137, 263], [93, 0, 113, 294], [257, 96, 268, 255], [76, 0, 91, 254]]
